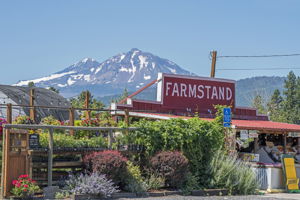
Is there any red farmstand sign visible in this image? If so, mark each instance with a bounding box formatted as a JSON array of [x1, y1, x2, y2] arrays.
[[113, 73, 267, 120], [157, 73, 235, 112]]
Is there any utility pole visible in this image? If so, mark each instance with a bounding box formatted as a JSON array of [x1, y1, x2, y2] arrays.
[[84, 91, 90, 120], [210, 51, 217, 78]]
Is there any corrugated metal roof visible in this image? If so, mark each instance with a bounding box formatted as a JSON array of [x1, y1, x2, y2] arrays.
[[0, 85, 71, 122]]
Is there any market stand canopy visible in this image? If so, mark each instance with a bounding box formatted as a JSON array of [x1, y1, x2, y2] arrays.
[[0, 85, 70, 122]]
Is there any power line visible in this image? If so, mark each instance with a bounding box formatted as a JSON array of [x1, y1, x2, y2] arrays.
[[217, 67, 300, 71], [217, 53, 300, 58]]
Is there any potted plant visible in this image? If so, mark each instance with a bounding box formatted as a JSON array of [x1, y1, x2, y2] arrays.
[[11, 174, 40, 200]]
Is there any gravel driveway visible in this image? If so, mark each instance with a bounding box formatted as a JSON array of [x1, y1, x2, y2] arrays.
[[117, 194, 300, 200]]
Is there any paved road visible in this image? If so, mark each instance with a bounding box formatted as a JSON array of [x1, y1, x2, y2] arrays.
[[118, 194, 300, 200]]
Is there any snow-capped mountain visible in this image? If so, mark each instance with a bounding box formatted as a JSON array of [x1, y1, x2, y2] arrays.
[[15, 48, 194, 97]]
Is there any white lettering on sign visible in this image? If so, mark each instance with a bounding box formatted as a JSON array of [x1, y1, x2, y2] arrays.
[[189, 84, 196, 98], [165, 82, 233, 101]]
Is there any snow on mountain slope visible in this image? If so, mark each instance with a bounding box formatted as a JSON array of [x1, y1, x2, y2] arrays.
[[15, 48, 194, 97]]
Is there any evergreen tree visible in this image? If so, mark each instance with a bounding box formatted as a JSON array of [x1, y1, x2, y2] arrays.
[[28, 81, 35, 87], [70, 90, 104, 109], [252, 95, 267, 114], [267, 89, 285, 122], [283, 71, 298, 123], [48, 87, 59, 93]]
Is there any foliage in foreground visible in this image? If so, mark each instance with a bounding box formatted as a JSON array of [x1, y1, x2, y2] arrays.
[[150, 151, 189, 188], [83, 150, 128, 186], [39, 132, 107, 148], [65, 172, 119, 198], [118, 118, 224, 186], [11, 174, 40, 198], [209, 150, 258, 195]]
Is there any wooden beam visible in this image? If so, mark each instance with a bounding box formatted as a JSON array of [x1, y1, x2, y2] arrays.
[[68, 107, 75, 135], [85, 91, 90, 120], [2, 104, 12, 197], [48, 128, 54, 186]]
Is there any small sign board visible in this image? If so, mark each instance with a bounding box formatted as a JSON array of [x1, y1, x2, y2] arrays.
[[29, 134, 40, 149], [288, 132, 300, 137], [223, 108, 231, 127], [249, 130, 258, 138], [240, 130, 249, 140]]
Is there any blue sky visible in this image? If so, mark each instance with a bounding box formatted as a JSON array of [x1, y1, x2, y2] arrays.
[[1, 0, 300, 84]]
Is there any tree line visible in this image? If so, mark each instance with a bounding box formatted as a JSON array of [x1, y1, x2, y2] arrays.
[[252, 71, 300, 124]]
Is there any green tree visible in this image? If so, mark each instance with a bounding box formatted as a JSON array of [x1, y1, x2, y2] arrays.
[[111, 88, 130, 103], [28, 81, 35, 87], [70, 90, 104, 109], [48, 87, 59, 93], [252, 95, 266, 114], [267, 89, 285, 122], [283, 71, 298, 123]]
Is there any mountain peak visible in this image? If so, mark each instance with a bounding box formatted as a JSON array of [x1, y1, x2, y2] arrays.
[[129, 48, 141, 52], [15, 49, 194, 97], [80, 58, 96, 63]]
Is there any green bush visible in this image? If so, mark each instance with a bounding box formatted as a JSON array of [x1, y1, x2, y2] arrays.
[[39, 132, 107, 148], [145, 173, 165, 191], [118, 118, 224, 186], [180, 172, 200, 195], [209, 150, 258, 195], [124, 161, 147, 194]]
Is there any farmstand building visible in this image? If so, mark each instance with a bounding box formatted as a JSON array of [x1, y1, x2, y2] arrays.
[[111, 73, 300, 191]]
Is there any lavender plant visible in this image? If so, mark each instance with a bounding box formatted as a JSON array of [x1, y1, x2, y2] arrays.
[[66, 172, 119, 198]]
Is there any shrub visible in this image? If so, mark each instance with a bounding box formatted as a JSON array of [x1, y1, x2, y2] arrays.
[[65, 172, 119, 198], [119, 118, 224, 186], [180, 172, 200, 195], [83, 150, 127, 185], [145, 173, 165, 191], [39, 133, 107, 148], [124, 161, 147, 194], [209, 150, 258, 195], [150, 151, 188, 188], [11, 174, 40, 198]]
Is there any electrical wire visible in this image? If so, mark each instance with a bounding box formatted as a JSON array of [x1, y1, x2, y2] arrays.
[[217, 67, 300, 71], [217, 53, 300, 58]]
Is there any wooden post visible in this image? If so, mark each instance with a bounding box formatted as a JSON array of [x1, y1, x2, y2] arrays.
[[210, 51, 217, 78], [254, 138, 259, 153], [124, 109, 129, 126], [29, 89, 35, 122], [85, 91, 90, 120], [69, 107, 75, 135], [2, 104, 12, 197], [108, 130, 113, 149], [48, 128, 54, 186], [283, 133, 287, 154]]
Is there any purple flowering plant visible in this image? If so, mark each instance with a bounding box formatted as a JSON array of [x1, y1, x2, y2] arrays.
[[66, 172, 119, 198]]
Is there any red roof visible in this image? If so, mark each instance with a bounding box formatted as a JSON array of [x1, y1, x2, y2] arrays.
[[231, 119, 300, 132], [114, 111, 300, 132]]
